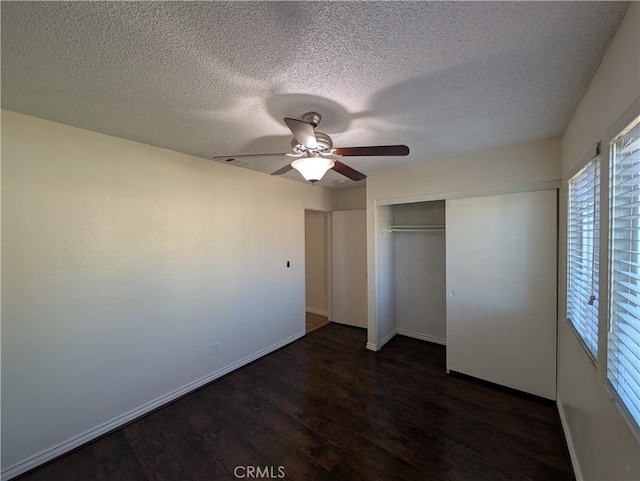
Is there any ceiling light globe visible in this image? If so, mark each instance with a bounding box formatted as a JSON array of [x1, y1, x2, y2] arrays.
[[291, 156, 335, 184]]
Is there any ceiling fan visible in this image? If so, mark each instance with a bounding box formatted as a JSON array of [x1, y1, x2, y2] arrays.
[[213, 111, 409, 184]]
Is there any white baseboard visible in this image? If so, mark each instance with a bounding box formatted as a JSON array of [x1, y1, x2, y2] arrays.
[[367, 329, 445, 352], [1, 330, 306, 481], [556, 400, 582, 481], [396, 329, 446, 346], [305, 307, 328, 317], [332, 320, 367, 329], [379, 329, 397, 348]]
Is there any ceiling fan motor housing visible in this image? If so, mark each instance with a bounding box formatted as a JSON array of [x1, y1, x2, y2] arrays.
[[291, 131, 333, 154], [301, 111, 321, 127]]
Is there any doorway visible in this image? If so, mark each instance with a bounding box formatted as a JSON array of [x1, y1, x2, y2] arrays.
[[304, 209, 331, 333]]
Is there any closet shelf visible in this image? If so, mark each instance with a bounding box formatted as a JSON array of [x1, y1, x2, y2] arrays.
[[381, 225, 446, 234]]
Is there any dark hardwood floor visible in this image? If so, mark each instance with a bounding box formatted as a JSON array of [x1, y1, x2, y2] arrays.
[[16, 324, 573, 481]]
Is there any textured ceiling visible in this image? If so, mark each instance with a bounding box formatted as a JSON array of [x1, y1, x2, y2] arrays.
[[1, 1, 630, 189]]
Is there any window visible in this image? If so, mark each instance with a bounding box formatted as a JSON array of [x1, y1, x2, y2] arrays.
[[567, 153, 600, 361], [608, 114, 640, 431]]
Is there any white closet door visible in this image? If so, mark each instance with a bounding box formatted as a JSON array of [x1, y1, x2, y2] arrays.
[[332, 210, 367, 328], [446, 190, 557, 399]]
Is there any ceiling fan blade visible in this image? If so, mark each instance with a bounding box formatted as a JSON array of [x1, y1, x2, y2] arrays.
[[332, 145, 409, 157], [284, 118, 318, 149], [271, 164, 294, 176], [331, 160, 367, 181], [213, 152, 293, 161]]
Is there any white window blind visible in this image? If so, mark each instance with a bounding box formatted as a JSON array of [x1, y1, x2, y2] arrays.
[[608, 114, 640, 430], [567, 154, 600, 360]]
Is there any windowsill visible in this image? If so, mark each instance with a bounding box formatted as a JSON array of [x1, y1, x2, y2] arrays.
[[566, 318, 598, 370], [605, 383, 640, 445]]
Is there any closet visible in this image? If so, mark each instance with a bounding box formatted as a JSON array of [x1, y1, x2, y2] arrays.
[[378, 189, 557, 400], [391, 201, 446, 344]]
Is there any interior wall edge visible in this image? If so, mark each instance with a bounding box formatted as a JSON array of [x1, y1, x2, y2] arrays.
[[378, 328, 397, 349]]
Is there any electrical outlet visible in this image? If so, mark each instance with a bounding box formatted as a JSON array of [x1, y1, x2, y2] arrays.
[[213, 342, 221, 355]]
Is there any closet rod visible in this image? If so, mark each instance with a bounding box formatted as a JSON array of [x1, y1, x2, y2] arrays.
[[390, 228, 445, 232], [381, 225, 446, 234], [390, 225, 445, 229]]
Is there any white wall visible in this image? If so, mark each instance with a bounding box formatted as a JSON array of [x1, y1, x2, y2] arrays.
[[333, 186, 366, 211], [304, 210, 328, 315], [394, 233, 446, 341], [1, 110, 334, 477], [558, 3, 640, 480], [366, 137, 561, 350], [367, 137, 561, 202], [393, 201, 446, 343]]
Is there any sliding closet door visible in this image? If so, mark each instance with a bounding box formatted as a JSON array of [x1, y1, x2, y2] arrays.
[[446, 190, 557, 399]]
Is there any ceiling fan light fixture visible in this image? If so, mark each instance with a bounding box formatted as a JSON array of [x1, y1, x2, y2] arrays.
[[291, 155, 335, 184]]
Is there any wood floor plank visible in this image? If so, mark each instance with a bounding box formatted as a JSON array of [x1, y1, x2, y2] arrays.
[[234, 350, 507, 481], [16, 430, 146, 481], [203, 381, 342, 481], [15, 324, 573, 481], [223, 369, 426, 480]]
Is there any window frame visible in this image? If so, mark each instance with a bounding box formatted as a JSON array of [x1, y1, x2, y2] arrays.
[[566, 150, 601, 365], [605, 103, 640, 442]]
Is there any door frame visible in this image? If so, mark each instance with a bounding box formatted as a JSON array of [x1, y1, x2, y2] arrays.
[[303, 208, 333, 322]]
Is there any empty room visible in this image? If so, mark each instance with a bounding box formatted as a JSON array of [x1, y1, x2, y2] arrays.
[[2, 2, 639, 480]]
